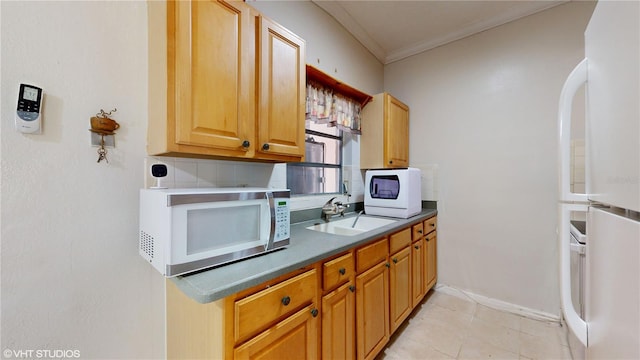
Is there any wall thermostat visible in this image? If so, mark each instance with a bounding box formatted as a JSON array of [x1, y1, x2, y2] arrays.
[[15, 83, 43, 134]]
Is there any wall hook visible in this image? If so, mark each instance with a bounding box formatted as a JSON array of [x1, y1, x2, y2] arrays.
[[90, 108, 119, 164]]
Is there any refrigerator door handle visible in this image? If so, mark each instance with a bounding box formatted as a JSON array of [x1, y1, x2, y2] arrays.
[[569, 242, 586, 255], [558, 59, 589, 203], [559, 203, 589, 347]]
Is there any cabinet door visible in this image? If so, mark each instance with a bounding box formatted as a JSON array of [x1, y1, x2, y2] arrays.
[[356, 261, 389, 360], [172, 0, 256, 156], [234, 305, 319, 360], [389, 247, 412, 334], [384, 94, 409, 167], [257, 16, 305, 159], [322, 282, 355, 360], [425, 231, 437, 291], [411, 240, 425, 308]]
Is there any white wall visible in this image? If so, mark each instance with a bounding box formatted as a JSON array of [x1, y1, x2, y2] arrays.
[[0, 2, 164, 358], [384, 1, 595, 315], [1, 1, 382, 358]]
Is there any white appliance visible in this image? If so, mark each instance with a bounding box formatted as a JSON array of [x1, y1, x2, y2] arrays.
[[364, 168, 421, 218], [139, 187, 290, 277], [558, 1, 639, 358]]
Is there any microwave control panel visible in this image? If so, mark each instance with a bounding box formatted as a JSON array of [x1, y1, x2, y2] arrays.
[[274, 198, 290, 240]]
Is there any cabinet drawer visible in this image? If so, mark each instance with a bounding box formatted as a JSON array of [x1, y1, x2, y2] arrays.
[[234, 269, 317, 343], [357, 238, 389, 273], [412, 223, 424, 241], [389, 228, 411, 255], [424, 216, 437, 234], [323, 252, 354, 291]]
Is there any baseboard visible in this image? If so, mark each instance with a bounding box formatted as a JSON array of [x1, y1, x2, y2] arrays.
[[434, 284, 560, 323]]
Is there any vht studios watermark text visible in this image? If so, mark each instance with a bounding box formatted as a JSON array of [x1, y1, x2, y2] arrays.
[[3, 349, 80, 359]]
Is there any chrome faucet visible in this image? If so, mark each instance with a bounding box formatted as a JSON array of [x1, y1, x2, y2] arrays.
[[351, 210, 365, 228], [321, 197, 348, 222]]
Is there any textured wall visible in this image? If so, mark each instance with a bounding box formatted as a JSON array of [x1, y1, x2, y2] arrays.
[[1, 2, 164, 358], [384, 1, 596, 315]]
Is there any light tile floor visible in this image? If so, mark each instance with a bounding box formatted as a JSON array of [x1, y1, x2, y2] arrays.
[[379, 290, 572, 360]]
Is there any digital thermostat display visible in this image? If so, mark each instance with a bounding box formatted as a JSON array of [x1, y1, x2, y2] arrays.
[[16, 83, 43, 134], [23, 86, 39, 102]]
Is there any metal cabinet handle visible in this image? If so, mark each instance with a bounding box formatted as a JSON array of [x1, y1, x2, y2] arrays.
[[311, 308, 319, 317], [393, 258, 398, 264], [339, 268, 346, 275], [262, 143, 270, 151], [385, 263, 390, 268], [281, 296, 291, 306], [349, 285, 355, 292], [242, 140, 250, 149], [414, 245, 420, 249], [418, 229, 423, 234]]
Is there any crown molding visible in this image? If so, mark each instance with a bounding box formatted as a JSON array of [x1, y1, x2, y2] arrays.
[[312, 0, 567, 65], [384, 1, 566, 64], [312, 0, 387, 64]]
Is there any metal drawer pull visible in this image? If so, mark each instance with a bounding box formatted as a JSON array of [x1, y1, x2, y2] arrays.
[[339, 268, 346, 275], [281, 296, 291, 306], [414, 245, 420, 249], [311, 308, 319, 317], [393, 258, 398, 264], [349, 285, 355, 292]]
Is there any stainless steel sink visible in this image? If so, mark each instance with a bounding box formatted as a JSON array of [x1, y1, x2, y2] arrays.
[[306, 215, 398, 236]]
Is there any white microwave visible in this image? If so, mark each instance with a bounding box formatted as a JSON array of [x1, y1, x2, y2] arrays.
[[139, 187, 290, 277], [364, 168, 421, 218]]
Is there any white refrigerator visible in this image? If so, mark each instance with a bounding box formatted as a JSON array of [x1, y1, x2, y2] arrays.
[[558, 1, 639, 359]]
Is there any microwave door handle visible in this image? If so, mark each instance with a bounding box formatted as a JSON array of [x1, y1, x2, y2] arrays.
[[265, 191, 276, 251]]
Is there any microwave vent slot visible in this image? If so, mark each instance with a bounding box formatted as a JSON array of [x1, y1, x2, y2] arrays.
[[140, 230, 154, 260]]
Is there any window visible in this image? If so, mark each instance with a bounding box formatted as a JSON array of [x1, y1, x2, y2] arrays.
[[287, 121, 342, 195], [290, 65, 371, 195]]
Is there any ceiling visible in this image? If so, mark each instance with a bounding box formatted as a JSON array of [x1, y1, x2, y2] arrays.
[[312, 0, 567, 64]]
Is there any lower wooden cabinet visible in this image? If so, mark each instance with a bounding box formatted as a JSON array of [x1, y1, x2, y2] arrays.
[[389, 246, 412, 334], [234, 269, 317, 343], [356, 260, 389, 360], [166, 216, 437, 360], [234, 304, 319, 359], [411, 239, 425, 308], [322, 282, 355, 360], [425, 230, 437, 290]]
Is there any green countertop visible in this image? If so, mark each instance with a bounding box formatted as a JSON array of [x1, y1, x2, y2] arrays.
[[170, 208, 437, 303]]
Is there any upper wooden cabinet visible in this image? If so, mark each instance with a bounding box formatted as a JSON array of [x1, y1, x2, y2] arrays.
[[257, 16, 306, 159], [360, 93, 410, 169], [148, 0, 305, 161]]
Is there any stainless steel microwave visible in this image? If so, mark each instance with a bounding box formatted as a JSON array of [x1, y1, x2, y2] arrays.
[[139, 187, 290, 277]]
